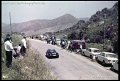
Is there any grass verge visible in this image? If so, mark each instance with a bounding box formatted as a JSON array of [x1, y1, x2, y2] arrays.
[[2, 34, 57, 80]]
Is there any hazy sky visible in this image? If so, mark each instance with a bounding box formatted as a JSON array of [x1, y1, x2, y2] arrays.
[[2, 1, 117, 24]]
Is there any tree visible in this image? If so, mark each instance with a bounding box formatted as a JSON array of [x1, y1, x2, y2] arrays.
[[112, 36, 118, 53], [79, 31, 83, 40]]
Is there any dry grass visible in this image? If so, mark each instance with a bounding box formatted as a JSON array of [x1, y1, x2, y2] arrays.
[[14, 48, 57, 80], [2, 49, 57, 80], [2, 35, 57, 80]]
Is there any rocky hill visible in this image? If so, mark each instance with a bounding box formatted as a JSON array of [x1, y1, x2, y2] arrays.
[[2, 14, 78, 35], [54, 2, 118, 53], [54, 2, 118, 38], [78, 17, 89, 21]]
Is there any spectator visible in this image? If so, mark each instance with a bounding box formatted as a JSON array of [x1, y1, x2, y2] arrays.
[[13, 47, 18, 59], [4, 37, 14, 68], [17, 44, 24, 59], [4, 34, 11, 42], [68, 41, 73, 52], [47, 37, 51, 44], [13, 44, 22, 58], [17, 44, 22, 54], [21, 36, 27, 56]]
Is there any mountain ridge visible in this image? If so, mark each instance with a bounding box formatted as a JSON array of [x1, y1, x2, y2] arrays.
[[2, 14, 78, 35]]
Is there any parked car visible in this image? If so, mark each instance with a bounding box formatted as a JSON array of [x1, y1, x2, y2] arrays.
[[111, 60, 118, 72], [83, 48, 101, 59], [96, 52, 118, 65], [46, 49, 59, 58], [68, 40, 86, 52], [56, 38, 61, 46]]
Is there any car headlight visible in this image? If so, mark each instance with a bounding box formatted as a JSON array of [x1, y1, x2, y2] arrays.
[[112, 60, 116, 62], [108, 60, 111, 63]]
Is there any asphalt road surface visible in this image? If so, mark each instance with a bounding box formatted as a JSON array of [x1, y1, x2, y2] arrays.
[[29, 38, 118, 80]]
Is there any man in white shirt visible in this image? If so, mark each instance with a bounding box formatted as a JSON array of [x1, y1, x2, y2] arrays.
[[21, 36, 27, 56], [4, 37, 14, 68]]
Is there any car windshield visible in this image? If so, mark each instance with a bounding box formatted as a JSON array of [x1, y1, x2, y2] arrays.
[[106, 54, 117, 58], [50, 50, 56, 53], [93, 50, 100, 52]]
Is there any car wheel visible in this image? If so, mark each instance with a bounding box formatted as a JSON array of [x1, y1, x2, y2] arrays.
[[103, 60, 106, 66], [110, 66, 114, 71], [90, 55, 93, 59], [96, 57, 98, 61], [82, 52, 85, 56]]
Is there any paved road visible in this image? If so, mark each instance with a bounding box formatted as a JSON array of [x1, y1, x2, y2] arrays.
[[29, 39, 118, 80]]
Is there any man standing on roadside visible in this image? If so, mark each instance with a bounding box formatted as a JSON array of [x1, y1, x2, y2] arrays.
[[21, 36, 27, 56], [4, 36, 14, 68]]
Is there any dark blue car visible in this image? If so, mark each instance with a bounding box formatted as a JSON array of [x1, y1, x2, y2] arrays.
[[46, 49, 59, 58]]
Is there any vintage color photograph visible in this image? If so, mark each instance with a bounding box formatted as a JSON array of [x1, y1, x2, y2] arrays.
[[2, 1, 118, 80]]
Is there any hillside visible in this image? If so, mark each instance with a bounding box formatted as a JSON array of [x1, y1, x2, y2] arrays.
[[54, 2, 118, 53], [2, 14, 78, 35], [78, 17, 89, 21], [54, 2, 118, 38]]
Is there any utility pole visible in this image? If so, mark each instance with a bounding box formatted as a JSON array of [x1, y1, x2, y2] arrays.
[[103, 14, 106, 51], [9, 12, 12, 41], [9, 12, 12, 35]]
